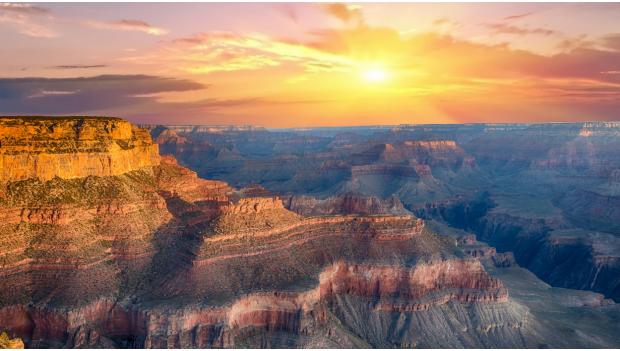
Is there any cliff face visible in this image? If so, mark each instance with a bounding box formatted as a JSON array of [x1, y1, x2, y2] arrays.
[[417, 196, 620, 303], [0, 259, 512, 348], [0, 117, 160, 182], [284, 193, 409, 216]]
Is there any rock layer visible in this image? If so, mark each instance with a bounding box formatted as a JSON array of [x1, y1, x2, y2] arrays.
[[0, 117, 160, 182], [0, 259, 512, 348], [3, 118, 620, 348]]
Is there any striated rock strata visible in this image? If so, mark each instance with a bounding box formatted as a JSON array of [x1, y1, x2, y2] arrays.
[[0, 117, 160, 182], [1, 117, 617, 348]]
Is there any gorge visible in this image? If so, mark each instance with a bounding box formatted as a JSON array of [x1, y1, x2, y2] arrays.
[[0, 117, 619, 348]]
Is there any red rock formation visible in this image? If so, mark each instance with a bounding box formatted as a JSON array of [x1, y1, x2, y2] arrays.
[[0, 259, 507, 348], [0, 117, 550, 348], [221, 196, 284, 214], [0, 117, 160, 182]]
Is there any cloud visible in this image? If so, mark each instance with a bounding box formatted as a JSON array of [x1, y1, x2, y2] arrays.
[[0, 3, 49, 15], [163, 31, 354, 74], [51, 64, 108, 70], [0, 73, 299, 124], [600, 33, 620, 51], [156, 21, 620, 92], [322, 3, 364, 25], [483, 22, 556, 36], [86, 19, 169, 36], [503, 12, 534, 21], [431, 17, 461, 35], [433, 18, 451, 26], [4, 7, 615, 124], [557, 34, 595, 52], [28, 90, 80, 99], [0, 3, 57, 38], [0, 75, 204, 114]]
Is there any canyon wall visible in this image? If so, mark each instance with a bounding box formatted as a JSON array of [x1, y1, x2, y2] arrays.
[[284, 193, 409, 216], [3, 118, 620, 348], [0, 259, 515, 348], [0, 117, 160, 182]]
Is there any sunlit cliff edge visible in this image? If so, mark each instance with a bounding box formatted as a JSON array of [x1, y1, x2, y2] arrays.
[[0, 117, 160, 182]]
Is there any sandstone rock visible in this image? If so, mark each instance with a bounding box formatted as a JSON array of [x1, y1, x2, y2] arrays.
[[0, 331, 24, 349], [0, 117, 160, 182], [222, 196, 284, 215]]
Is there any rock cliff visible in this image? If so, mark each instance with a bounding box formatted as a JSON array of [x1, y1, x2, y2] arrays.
[[284, 193, 409, 216], [0, 117, 160, 182]]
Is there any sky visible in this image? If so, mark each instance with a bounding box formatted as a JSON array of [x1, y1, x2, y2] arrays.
[[1, 2, 620, 127]]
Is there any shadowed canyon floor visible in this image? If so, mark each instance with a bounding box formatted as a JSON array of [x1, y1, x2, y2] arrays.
[[1, 117, 619, 348]]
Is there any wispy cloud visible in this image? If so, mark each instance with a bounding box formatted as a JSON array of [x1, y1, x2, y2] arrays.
[[0, 3, 49, 15], [86, 19, 169, 36], [28, 89, 80, 99], [600, 33, 620, 51], [162, 31, 354, 74], [0, 3, 57, 38], [503, 12, 534, 21], [484, 22, 556, 37], [51, 64, 108, 70], [0, 75, 204, 114]]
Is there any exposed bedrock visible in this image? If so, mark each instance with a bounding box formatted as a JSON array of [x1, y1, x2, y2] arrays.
[[557, 189, 620, 233], [283, 192, 409, 216], [0, 259, 523, 348], [415, 197, 620, 302], [0, 117, 160, 182], [475, 214, 620, 302], [4, 118, 620, 348]]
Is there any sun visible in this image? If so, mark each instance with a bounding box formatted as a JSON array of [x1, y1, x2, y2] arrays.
[[362, 68, 389, 83]]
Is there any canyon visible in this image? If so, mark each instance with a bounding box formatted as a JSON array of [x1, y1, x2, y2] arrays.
[[146, 122, 620, 304], [1, 117, 619, 348]]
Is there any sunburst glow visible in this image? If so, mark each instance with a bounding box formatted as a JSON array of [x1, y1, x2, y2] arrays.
[[362, 69, 389, 83], [0, 3, 617, 126]]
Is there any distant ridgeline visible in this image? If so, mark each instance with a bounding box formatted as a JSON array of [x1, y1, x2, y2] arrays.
[[0, 116, 160, 182]]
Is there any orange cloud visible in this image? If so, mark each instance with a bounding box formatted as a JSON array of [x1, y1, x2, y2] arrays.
[[14, 3, 615, 126], [87, 19, 169, 36], [161, 31, 355, 75], [323, 3, 364, 25], [178, 28, 617, 122], [135, 21, 620, 123]]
